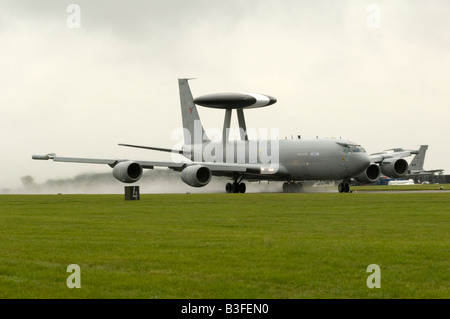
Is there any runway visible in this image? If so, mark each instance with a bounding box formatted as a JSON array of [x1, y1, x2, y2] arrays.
[[352, 190, 450, 194]]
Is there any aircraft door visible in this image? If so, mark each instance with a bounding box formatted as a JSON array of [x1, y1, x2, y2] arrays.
[[340, 147, 350, 171]]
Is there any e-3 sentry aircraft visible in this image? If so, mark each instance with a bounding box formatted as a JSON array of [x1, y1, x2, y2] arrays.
[[32, 79, 415, 193]]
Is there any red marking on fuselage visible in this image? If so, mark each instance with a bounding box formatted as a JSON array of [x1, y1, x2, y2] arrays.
[[189, 106, 193, 114]]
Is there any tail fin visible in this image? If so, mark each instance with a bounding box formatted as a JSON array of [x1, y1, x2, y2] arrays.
[[410, 145, 428, 171], [178, 78, 210, 145]]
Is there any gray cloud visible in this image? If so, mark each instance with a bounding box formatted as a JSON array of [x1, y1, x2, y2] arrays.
[[1, 0, 449, 190]]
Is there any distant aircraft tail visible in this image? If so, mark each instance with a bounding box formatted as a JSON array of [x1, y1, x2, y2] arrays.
[[178, 78, 210, 146], [409, 145, 428, 171]]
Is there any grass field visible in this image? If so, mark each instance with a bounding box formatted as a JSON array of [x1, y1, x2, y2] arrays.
[[0, 193, 448, 299]]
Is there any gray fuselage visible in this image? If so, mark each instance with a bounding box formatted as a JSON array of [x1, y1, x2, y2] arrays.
[[185, 138, 371, 182]]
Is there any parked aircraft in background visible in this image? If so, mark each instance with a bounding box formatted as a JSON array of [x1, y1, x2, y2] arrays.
[[407, 145, 444, 175], [33, 79, 416, 193]]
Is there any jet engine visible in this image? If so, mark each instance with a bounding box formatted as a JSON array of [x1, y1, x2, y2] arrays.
[[181, 165, 212, 187], [380, 158, 408, 178], [112, 161, 143, 183], [354, 163, 381, 184]]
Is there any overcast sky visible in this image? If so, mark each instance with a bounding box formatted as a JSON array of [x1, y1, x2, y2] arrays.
[[1, 0, 449, 190]]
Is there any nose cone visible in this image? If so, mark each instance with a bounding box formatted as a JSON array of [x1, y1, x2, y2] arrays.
[[349, 154, 371, 176]]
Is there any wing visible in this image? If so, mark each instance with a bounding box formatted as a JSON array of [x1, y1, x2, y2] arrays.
[[369, 148, 418, 163], [32, 153, 287, 179], [32, 153, 188, 170]]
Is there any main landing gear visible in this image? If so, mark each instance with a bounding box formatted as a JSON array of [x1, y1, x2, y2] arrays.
[[282, 182, 303, 193], [226, 175, 246, 193], [338, 182, 350, 193], [226, 182, 246, 193]]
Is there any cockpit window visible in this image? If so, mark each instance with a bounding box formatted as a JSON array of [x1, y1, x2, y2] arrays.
[[348, 146, 366, 153]]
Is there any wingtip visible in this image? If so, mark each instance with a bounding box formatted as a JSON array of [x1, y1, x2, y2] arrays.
[[32, 153, 55, 160]]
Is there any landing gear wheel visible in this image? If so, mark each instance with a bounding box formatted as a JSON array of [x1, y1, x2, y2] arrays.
[[338, 182, 350, 193], [283, 182, 303, 193], [226, 182, 246, 193]]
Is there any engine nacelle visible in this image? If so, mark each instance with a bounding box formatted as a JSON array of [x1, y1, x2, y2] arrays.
[[354, 163, 381, 184], [380, 158, 408, 178], [181, 165, 212, 187], [112, 161, 143, 183]]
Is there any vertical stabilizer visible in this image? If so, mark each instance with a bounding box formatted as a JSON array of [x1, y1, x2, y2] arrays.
[[178, 79, 210, 145], [410, 145, 428, 171]]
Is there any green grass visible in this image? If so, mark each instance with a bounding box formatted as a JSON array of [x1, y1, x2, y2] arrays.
[[0, 193, 448, 298]]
